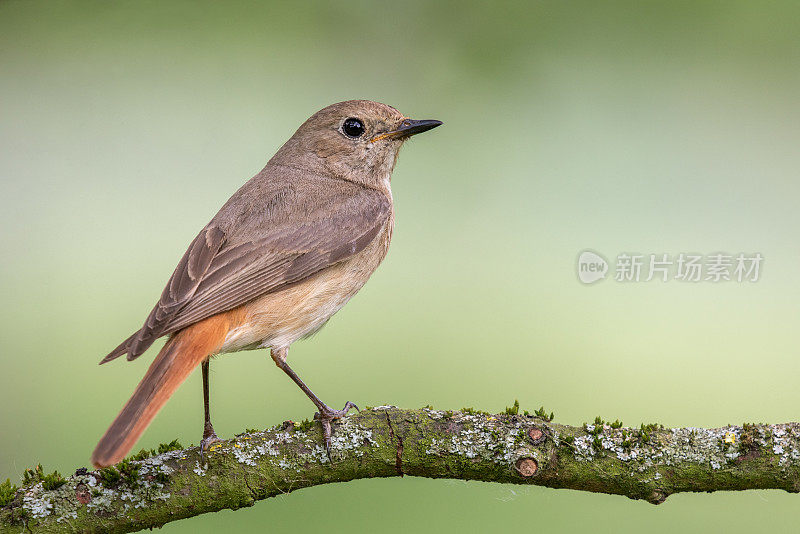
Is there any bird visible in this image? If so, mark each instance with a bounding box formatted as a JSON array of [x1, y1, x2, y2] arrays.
[[90, 100, 442, 468]]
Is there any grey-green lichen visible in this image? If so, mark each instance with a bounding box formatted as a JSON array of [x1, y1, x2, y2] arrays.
[[568, 421, 800, 474], [2, 408, 800, 533], [421, 408, 539, 468]]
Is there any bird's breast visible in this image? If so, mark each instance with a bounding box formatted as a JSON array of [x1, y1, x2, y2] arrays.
[[219, 213, 394, 353]]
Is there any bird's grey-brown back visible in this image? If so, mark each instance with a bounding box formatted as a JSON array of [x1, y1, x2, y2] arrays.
[[208, 100, 410, 238]]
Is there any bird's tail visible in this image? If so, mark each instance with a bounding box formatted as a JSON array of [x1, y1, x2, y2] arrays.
[[91, 313, 234, 468]]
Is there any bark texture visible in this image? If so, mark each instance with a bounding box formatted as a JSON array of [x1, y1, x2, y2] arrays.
[[2, 406, 799, 533]]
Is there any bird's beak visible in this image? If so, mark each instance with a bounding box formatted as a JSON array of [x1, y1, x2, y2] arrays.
[[371, 119, 443, 143]]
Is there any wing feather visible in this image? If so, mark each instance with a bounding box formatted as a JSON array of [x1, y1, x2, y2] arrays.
[[101, 184, 390, 364]]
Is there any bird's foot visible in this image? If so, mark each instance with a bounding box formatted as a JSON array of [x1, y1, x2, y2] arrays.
[[199, 423, 222, 465], [314, 401, 359, 462]]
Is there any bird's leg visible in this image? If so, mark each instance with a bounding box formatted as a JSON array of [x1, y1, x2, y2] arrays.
[[271, 347, 358, 461], [199, 359, 221, 462]]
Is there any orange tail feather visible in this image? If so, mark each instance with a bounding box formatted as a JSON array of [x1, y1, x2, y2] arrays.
[[91, 313, 234, 468]]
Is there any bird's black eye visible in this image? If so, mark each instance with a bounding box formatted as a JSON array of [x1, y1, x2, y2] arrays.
[[342, 117, 365, 138]]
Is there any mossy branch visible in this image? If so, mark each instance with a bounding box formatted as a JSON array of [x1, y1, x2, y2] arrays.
[[2, 406, 800, 533]]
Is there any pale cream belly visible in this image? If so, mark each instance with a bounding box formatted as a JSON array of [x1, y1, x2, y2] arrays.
[[217, 217, 393, 354]]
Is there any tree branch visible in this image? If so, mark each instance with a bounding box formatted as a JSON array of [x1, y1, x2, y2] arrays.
[[2, 406, 799, 533]]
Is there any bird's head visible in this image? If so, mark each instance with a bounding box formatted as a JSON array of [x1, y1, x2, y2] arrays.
[[277, 100, 442, 188]]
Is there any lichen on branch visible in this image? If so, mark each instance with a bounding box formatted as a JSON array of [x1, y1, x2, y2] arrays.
[[2, 407, 799, 533]]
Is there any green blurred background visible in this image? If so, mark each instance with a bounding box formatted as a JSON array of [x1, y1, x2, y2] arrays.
[[2, 0, 800, 531]]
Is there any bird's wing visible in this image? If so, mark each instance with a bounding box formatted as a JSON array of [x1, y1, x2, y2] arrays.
[[101, 185, 390, 363]]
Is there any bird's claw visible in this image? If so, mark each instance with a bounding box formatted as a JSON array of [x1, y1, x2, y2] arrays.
[[199, 426, 222, 466], [314, 401, 359, 461]]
